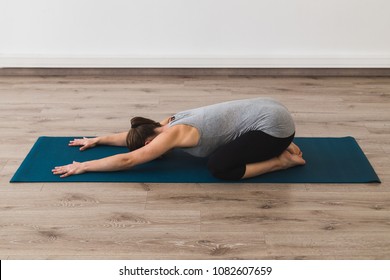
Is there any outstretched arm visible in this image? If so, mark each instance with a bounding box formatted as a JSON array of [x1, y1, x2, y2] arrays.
[[52, 152, 135, 178], [96, 132, 128, 146], [69, 132, 128, 151], [53, 127, 180, 178]]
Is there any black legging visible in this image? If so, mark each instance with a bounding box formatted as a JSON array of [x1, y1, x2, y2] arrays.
[[207, 130, 295, 180]]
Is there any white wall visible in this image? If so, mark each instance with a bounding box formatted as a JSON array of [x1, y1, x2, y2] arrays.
[[1, 0, 389, 67]]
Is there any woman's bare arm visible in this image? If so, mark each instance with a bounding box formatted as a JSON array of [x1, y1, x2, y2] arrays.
[[96, 132, 128, 146], [69, 132, 128, 151], [53, 127, 181, 178]]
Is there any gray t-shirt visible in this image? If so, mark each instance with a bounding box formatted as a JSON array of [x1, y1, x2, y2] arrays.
[[169, 98, 295, 157]]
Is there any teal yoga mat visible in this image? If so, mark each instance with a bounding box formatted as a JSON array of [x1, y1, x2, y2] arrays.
[[10, 136, 380, 183]]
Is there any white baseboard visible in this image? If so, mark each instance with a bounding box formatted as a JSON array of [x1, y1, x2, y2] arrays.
[[1, 55, 390, 68]]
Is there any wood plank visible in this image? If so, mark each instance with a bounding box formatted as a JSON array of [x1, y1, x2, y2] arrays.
[[0, 229, 265, 259], [0, 183, 147, 210], [264, 231, 390, 259], [0, 207, 200, 233], [146, 189, 390, 211], [201, 210, 390, 232]]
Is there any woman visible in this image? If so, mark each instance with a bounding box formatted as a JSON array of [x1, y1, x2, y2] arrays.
[[52, 98, 305, 180]]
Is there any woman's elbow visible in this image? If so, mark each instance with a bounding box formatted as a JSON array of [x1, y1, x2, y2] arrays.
[[117, 155, 134, 170]]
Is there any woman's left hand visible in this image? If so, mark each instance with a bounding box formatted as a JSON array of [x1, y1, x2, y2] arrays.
[[52, 161, 85, 178]]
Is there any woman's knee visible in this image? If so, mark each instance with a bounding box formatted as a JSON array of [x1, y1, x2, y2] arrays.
[[207, 156, 245, 180], [207, 155, 222, 178]]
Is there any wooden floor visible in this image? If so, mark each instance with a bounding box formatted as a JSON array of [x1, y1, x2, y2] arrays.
[[0, 75, 389, 260]]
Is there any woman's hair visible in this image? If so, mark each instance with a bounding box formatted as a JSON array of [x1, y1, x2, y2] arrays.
[[126, 117, 161, 151]]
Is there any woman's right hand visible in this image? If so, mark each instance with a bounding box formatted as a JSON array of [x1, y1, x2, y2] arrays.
[[69, 137, 98, 151]]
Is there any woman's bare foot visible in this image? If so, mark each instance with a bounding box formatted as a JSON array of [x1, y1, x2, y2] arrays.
[[278, 150, 306, 169], [287, 142, 303, 157], [243, 149, 306, 179]]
